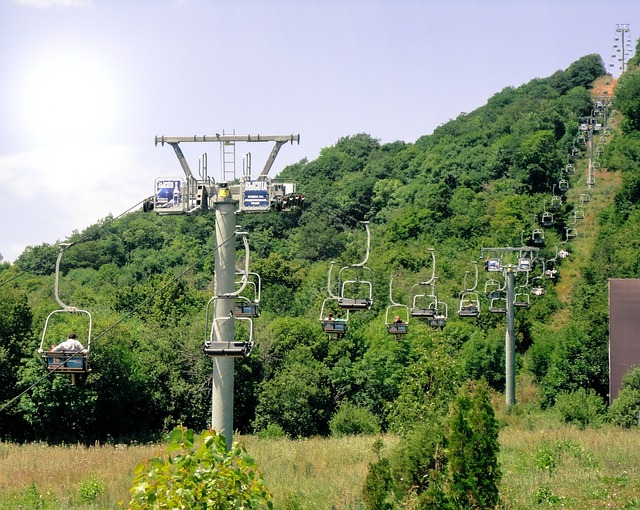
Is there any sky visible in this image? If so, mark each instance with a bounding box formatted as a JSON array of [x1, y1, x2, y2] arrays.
[[0, 0, 636, 262]]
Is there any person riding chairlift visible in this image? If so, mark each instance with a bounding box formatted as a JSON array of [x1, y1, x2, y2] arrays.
[[51, 333, 86, 353]]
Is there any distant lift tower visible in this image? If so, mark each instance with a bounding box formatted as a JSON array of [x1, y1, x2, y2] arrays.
[[153, 133, 300, 450], [610, 24, 632, 75]]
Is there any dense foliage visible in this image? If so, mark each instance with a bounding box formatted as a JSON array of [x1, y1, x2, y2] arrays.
[[126, 426, 272, 509], [2, 52, 640, 447]]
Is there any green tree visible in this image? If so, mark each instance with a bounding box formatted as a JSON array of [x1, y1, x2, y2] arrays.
[[614, 69, 640, 133], [444, 381, 501, 509]]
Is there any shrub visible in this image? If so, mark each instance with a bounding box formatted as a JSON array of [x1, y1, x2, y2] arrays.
[[610, 367, 640, 428], [125, 426, 272, 509], [554, 388, 606, 429], [330, 402, 381, 437], [609, 388, 640, 428], [79, 475, 105, 502], [257, 423, 287, 439]]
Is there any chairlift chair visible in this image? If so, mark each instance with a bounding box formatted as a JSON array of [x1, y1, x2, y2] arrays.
[[38, 245, 92, 383], [204, 297, 253, 357], [541, 211, 554, 228], [489, 297, 507, 314], [531, 228, 545, 245], [333, 222, 375, 311], [39, 308, 92, 377], [385, 275, 409, 336], [386, 307, 409, 335], [458, 292, 480, 318], [428, 302, 448, 329], [484, 278, 504, 300], [564, 227, 578, 242], [558, 179, 569, 193], [232, 271, 261, 318], [514, 293, 530, 308], [319, 298, 348, 337], [410, 281, 439, 319]]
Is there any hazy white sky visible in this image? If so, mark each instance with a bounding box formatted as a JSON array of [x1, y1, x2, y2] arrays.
[[0, 0, 636, 262]]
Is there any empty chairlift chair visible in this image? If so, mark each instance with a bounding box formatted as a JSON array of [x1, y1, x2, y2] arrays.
[[335, 222, 374, 312], [458, 265, 480, 318]]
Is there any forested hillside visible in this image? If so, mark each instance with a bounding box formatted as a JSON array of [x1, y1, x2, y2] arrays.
[[2, 51, 640, 444]]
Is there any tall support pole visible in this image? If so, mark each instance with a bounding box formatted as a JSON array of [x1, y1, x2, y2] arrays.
[[505, 268, 516, 406], [588, 126, 594, 189], [212, 201, 237, 451]]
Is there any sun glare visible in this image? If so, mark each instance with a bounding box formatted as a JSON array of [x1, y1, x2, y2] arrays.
[[19, 51, 119, 144]]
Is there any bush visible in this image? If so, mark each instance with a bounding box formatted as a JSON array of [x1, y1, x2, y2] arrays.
[[609, 388, 640, 428], [125, 426, 273, 509], [330, 402, 381, 437], [257, 423, 287, 439], [609, 367, 640, 428], [554, 388, 607, 429]]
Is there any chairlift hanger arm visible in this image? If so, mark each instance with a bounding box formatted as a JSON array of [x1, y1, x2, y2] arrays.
[[223, 233, 250, 298], [260, 140, 286, 177], [54, 244, 74, 309], [167, 143, 195, 180], [352, 221, 371, 268]]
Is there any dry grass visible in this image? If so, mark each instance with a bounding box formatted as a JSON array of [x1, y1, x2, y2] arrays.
[[499, 426, 640, 509], [238, 434, 399, 510], [1, 419, 640, 509], [0, 441, 160, 509]]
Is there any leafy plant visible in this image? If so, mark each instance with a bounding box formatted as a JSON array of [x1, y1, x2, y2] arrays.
[[79, 475, 105, 502], [125, 426, 273, 509]]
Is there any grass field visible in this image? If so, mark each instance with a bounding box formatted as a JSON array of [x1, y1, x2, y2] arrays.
[[2, 398, 640, 510]]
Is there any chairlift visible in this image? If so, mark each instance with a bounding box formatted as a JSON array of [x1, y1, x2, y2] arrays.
[[558, 179, 569, 193], [458, 292, 480, 317], [227, 234, 261, 318], [573, 210, 584, 221], [204, 232, 256, 357], [531, 228, 545, 245], [580, 193, 591, 204], [428, 302, 448, 329], [586, 177, 595, 186], [335, 222, 374, 311], [550, 195, 562, 210], [458, 265, 480, 317], [38, 244, 92, 384], [489, 296, 507, 314], [410, 250, 439, 318], [531, 256, 547, 295], [514, 293, 530, 308], [565, 164, 575, 175], [232, 271, 261, 318], [484, 278, 504, 300], [564, 227, 577, 242], [545, 259, 559, 280], [385, 275, 409, 336], [204, 296, 253, 357], [517, 254, 533, 272], [541, 211, 554, 228], [319, 298, 348, 338]]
